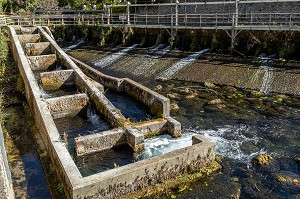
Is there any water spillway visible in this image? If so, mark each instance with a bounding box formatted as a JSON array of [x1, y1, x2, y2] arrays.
[[8, 25, 216, 199]]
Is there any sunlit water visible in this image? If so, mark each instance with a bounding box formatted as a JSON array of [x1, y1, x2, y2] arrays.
[[67, 46, 300, 198]]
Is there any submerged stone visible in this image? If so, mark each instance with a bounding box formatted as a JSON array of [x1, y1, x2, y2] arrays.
[[204, 82, 216, 88], [252, 154, 273, 165], [167, 93, 178, 99], [250, 90, 263, 97], [154, 85, 163, 91], [208, 99, 224, 105], [170, 103, 180, 112], [186, 93, 198, 99]]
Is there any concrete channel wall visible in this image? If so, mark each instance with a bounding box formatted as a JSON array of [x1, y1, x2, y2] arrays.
[[0, 124, 15, 199], [8, 25, 216, 198]]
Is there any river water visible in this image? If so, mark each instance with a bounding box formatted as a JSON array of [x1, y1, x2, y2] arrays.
[[68, 44, 300, 198]]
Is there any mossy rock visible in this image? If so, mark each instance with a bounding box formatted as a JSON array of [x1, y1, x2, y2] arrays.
[[276, 175, 292, 183], [170, 103, 180, 112], [252, 154, 273, 165], [185, 93, 198, 100], [250, 90, 263, 97], [154, 85, 163, 91], [204, 82, 216, 88], [222, 86, 237, 93], [167, 93, 178, 99]]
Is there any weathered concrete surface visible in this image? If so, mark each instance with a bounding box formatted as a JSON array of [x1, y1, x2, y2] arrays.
[[40, 69, 75, 90], [74, 128, 126, 156], [166, 117, 182, 137], [70, 57, 124, 91], [122, 78, 170, 118], [0, 125, 15, 199], [17, 34, 40, 43], [28, 54, 57, 71], [9, 25, 216, 199], [71, 57, 172, 119], [46, 93, 89, 119], [25, 42, 52, 56], [132, 119, 168, 137], [8, 26, 82, 199], [14, 26, 38, 35], [74, 135, 215, 199], [126, 128, 145, 152]]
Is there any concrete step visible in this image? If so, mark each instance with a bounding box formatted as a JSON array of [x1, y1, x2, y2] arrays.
[[17, 34, 41, 43], [25, 42, 52, 56], [28, 54, 57, 71], [40, 69, 75, 91], [45, 93, 89, 119]]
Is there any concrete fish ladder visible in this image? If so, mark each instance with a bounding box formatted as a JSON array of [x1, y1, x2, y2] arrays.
[[156, 48, 209, 80], [93, 44, 139, 68], [9, 25, 216, 199]]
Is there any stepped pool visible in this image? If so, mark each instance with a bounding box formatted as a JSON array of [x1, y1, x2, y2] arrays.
[[69, 45, 300, 198]]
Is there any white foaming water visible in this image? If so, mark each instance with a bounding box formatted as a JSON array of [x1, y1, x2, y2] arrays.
[[156, 48, 209, 80], [39, 85, 52, 99], [135, 132, 195, 160], [86, 103, 102, 126], [63, 38, 85, 52], [260, 65, 274, 94], [250, 55, 274, 94], [187, 125, 268, 164], [93, 44, 139, 68], [133, 45, 170, 76]]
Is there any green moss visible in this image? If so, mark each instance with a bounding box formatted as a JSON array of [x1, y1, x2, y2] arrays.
[[252, 154, 273, 165], [124, 161, 221, 199], [16, 75, 26, 96], [144, 131, 164, 139]]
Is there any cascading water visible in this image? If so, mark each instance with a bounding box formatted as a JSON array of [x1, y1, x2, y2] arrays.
[[63, 38, 85, 52], [93, 44, 139, 68], [156, 48, 209, 80], [133, 45, 170, 76], [135, 132, 195, 160], [86, 101, 103, 127], [250, 54, 275, 94]]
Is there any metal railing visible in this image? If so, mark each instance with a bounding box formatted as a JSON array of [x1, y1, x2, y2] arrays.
[[1, 12, 300, 31]]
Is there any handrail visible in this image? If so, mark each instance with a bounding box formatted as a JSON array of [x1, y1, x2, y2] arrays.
[[1, 12, 300, 31]]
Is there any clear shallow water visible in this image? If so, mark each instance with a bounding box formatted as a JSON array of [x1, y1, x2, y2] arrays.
[[54, 102, 111, 157], [105, 90, 155, 123], [68, 46, 300, 198]]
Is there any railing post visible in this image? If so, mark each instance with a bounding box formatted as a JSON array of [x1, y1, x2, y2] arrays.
[[250, 12, 253, 26], [216, 13, 218, 27], [107, 6, 111, 25], [289, 13, 292, 27], [127, 2, 131, 25], [146, 8, 148, 26], [235, 0, 239, 26], [269, 12, 271, 27], [175, 1, 179, 26]]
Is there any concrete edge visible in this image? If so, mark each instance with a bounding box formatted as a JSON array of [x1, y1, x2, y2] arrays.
[[0, 124, 15, 199], [74, 134, 215, 198], [8, 26, 83, 197]]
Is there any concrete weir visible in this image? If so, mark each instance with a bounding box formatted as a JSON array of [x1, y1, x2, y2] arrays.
[[8, 25, 216, 198]]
